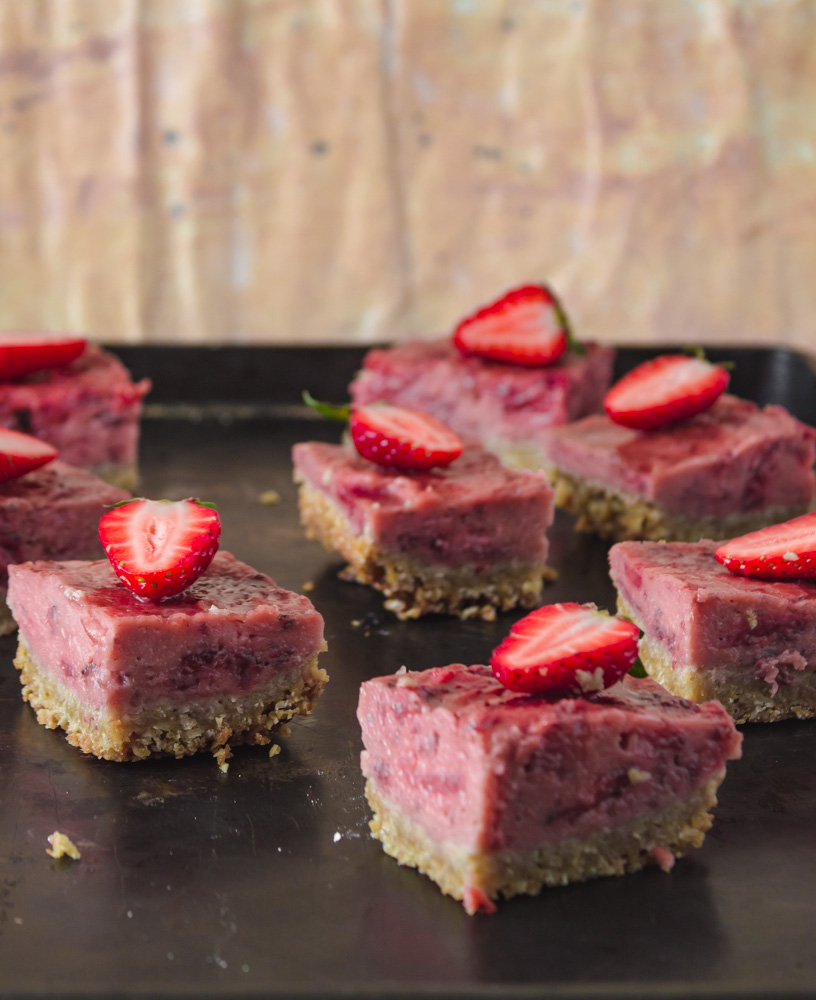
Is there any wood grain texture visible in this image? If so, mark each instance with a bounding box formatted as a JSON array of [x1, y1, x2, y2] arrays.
[[0, 0, 812, 349]]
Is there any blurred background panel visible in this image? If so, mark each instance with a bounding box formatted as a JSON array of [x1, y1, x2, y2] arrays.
[[0, 0, 812, 348]]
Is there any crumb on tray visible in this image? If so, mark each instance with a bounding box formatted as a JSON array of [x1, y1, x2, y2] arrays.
[[214, 743, 233, 773], [46, 831, 81, 861]]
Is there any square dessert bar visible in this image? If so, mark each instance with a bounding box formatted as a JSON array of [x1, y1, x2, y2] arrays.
[[540, 395, 816, 542], [358, 664, 741, 913], [610, 540, 816, 723], [349, 339, 615, 470], [0, 460, 130, 635], [292, 441, 554, 620], [0, 344, 150, 489], [7, 551, 328, 761]]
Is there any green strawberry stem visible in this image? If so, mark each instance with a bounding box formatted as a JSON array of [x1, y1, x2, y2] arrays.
[[551, 291, 585, 356], [628, 656, 647, 679], [105, 497, 218, 511], [302, 390, 351, 422], [683, 345, 734, 371]]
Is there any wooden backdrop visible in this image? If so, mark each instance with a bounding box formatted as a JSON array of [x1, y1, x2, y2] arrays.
[[0, 0, 813, 350]]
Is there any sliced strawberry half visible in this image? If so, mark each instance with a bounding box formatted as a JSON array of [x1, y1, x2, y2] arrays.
[[714, 511, 816, 580], [99, 498, 221, 600], [0, 333, 87, 381], [0, 427, 58, 484], [453, 284, 573, 367], [490, 602, 640, 695], [604, 354, 730, 431], [349, 403, 463, 471]]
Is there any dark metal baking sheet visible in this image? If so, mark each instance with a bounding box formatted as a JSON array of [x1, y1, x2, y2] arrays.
[[1, 345, 815, 1000]]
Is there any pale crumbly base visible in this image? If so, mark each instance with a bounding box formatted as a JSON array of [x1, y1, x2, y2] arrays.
[[365, 773, 724, 915], [295, 475, 552, 621], [482, 437, 547, 473], [617, 594, 816, 724], [543, 463, 809, 543], [15, 636, 328, 762], [90, 462, 139, 491]]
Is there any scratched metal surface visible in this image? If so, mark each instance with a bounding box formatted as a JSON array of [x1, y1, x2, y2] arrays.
[[1, 346, 815, 1000]]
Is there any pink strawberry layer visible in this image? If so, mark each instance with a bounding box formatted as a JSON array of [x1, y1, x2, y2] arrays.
[[0, 460, 130, 585], [292, 442, 553, 567], [0, 344, 150, 471], [610, 540, 816, 690], [349, 339, 615, 442], [540, 395, 815, 518], [6, 552, 324, 713], [358, 664, 741, 856]]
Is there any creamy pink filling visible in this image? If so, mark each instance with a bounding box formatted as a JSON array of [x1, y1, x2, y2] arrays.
[[609, 540, 816, 686], [539, 395, 815, 518], [349, 339, 615, 442], [293, 442, 553, 568], [7, 552, 325, 713], [0, 461, 129, 584], [358, 664, 741, 855], [0, 345, 151, 470]]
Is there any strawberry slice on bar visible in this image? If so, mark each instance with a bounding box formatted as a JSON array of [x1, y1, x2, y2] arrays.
[[0, 334, 87, 381], [0, 427, 58, 484], [99, 498, 222, 600], [349, 403, 464, 471], [490, 602, 640, 695], [452, 284, 571, 367], [715, 511, 816, 580], [604, 354, 730, 431]]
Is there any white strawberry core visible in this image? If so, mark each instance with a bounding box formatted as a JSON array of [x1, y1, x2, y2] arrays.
[[0, 332, 82, 347], [615, 357, 712, 409], [0, 427, 57, 459], [363, 405, 461, 450], [719, 512, 816, 561], [483, 301, 560, 345], [515, 607, 620, 667], [124, 501, 194, 568]]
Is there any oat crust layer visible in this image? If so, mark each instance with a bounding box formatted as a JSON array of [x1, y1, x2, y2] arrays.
[[365, 773, 724, 914], [544, 463, 809, 543], [618, 594, 816, 724], [91, 462, 139, 491], [295, 474, 552, 620], [15, 636, 328, 761]]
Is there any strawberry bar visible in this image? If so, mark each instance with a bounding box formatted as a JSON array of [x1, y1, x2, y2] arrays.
[[358, 663, 741, 913], [0, 460, 129, 635], [292, 441, 554, 620], [0, 344, 150, 489], [539, 395, 816, 542], [349, 339, 615, 470], [610, 539, 816, 723], [6, 552, 327, 761]]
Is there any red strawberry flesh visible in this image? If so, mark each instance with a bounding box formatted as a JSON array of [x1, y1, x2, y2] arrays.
[[715, 511, 816, 580], [0, 334, 87, 381], [350, 403, 463, 471], [453, 284, 569, 367], [604, 355, 730, 431], [99, 498, 221, 600], [490, 602, 640, 695], [0, 427, 58, 484]]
